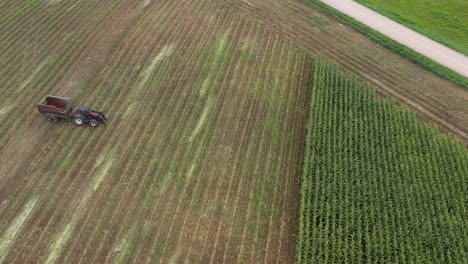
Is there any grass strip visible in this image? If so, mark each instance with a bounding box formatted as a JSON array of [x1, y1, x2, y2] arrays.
[[301, 0, 468, 89], [356, 0, 468, 56]]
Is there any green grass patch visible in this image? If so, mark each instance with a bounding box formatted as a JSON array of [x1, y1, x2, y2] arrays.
[[297, 56, 468, 263], [301, 0, 468, 89], [357, 0, 468, 55]]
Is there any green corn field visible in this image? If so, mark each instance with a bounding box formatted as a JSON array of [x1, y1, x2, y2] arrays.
[[297, 56, 468, 263]]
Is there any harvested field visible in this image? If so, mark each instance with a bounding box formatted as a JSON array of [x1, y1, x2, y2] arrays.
[[0, 1, 311, 263], [0, 0, 467, 263]]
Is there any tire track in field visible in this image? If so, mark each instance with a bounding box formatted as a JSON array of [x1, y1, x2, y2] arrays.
[[0, 0, 155, 206], [213, 33, 276, 263], [0, 0, 46, 30], [247, 43, 294, 264], [263, 50, 304, 263], [0, 0, 119, 111], [0, 7, 137, 233], [0, 0, 70, 60], [0, 1, 144, 225], [0, 1, 21, 15], [123, 44, 175, 117], [0, 0, 111, 62], [17, 57, 55, 92]]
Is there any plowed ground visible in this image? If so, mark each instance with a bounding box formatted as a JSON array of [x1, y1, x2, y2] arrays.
[[0, 0, 466, 263]]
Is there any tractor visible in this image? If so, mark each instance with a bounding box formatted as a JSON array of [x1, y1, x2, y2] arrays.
[[37, 96, 107, 127]]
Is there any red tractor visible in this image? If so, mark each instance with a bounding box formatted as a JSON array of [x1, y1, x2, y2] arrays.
[[37, 96, 107, 127]]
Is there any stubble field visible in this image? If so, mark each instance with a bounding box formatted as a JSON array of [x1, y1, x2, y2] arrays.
[[0, 1, 311, 263]]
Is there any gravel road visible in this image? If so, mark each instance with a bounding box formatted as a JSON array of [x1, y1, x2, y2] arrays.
[[321, 0, 468, 77]]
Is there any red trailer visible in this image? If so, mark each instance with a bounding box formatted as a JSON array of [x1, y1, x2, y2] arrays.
[[37, 96, 73, 122]]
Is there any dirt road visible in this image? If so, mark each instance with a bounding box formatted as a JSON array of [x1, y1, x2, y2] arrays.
[[321, 0, 468, 77]]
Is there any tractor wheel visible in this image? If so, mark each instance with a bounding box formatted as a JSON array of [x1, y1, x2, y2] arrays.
[[74, 116, 84, 126], [52, 117, 59, 122], [90, 119, 99, 127]]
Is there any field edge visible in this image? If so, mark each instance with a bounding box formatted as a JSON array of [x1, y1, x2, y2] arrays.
[[301, 0, 468, 90]]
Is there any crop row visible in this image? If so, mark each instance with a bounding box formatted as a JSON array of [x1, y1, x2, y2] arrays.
[[297, 56, 468, 263], [0, 1, 311, 263]]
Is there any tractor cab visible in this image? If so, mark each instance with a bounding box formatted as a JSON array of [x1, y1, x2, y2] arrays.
[[73, 105, 107, 127]]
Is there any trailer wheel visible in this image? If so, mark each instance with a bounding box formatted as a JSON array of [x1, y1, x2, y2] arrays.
[[90, 119, 99, 127], [74, 116, 84, 126]]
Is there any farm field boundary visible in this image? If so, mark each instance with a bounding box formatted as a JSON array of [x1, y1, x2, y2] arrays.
[[302, 0, 468, 89]]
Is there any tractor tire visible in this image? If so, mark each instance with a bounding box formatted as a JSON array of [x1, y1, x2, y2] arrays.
[[52, 117, 59, 122], [74, 116, 84, 126], [90, 119, 99, 127]]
